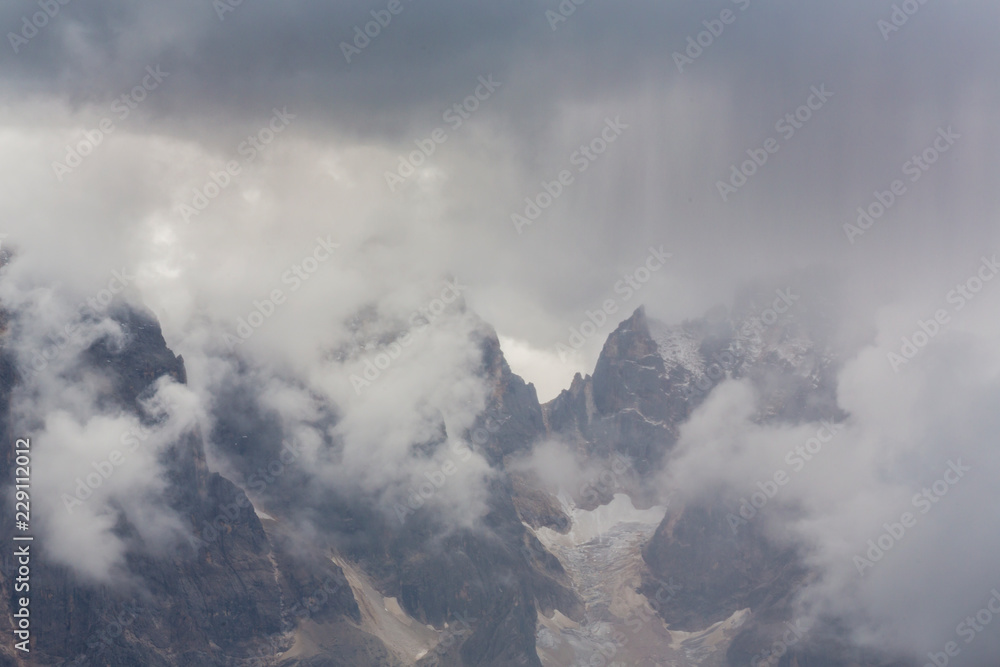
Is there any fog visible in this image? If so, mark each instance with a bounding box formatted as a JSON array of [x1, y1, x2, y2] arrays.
[[1, 1, 999, 662]]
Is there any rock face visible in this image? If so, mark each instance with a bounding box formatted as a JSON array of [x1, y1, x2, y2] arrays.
[[545, 307, 686, 475], [474, 326, 547, 466], [0, 306, 367, 666], [198, 316, 583, 666], [0, 290, 914, 666], [533, 295, 910, 666], [641, 503, 804, 633]]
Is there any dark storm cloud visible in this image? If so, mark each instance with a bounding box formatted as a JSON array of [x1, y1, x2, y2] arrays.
[[2, 1, 994, 143], [2, 0, 999, 383]]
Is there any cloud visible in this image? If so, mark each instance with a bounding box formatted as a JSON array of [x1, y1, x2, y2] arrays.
[[660, 322, 1000, 662], [0, 2, 998, 660]]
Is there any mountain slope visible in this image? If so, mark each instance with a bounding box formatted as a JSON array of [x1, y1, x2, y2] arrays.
[[0, 290, 917, 666]]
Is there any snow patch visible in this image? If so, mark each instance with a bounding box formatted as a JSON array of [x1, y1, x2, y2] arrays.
[[532, 494, 684, 666], [649, 320, 705, 376], [535, 492, 667, 548]]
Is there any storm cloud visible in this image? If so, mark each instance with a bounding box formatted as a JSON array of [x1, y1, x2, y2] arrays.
[[1, 1, 999, 663]]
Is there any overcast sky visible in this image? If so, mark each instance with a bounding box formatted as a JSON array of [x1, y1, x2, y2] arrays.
[[3, 1, 1000, 662], [1, 0, 997, 397]]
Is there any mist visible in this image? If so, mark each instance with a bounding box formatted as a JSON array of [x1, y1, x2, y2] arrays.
[[1, 1, 999, 664]]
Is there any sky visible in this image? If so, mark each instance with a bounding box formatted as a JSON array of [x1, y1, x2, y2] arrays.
[[1, 0, 997, 399], [2, 0, 1000, 662]]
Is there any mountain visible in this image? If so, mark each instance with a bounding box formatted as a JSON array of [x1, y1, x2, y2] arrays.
[[0, 289, 917, 666]]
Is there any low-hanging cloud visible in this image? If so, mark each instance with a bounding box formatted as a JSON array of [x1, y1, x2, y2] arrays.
[[0, 2, 998, 661], [661, 318, 1000, 662]]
